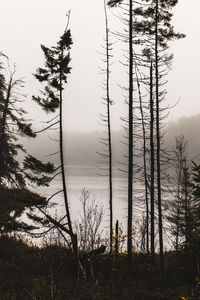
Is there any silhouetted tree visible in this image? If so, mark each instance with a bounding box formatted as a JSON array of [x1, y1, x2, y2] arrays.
[[133, 0, 185, 270], [166, 136, 200, 280], [166, 135, 189, 251], [98, 0, 114, 253], [135, 66, 149, 254], [107, 0, 134, 263], [0, 188, 47, 234], [32, 17, 77, 256], [190, 162, 200, 276], [0, 65, 35, 187], [149, 60, 155, 262], [0, 57, 54, 234]]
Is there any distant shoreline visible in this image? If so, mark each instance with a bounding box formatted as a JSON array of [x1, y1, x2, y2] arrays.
[[66, 165, 126, 178]]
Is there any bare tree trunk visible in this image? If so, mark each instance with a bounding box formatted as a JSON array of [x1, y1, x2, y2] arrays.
[[104, 0, 113, 253], [115, 220, 119, 255], [150, 61, 155, 264], [59, 73, 77, 258], [127, 0, 133, 263], [183, 161, 189, 280], [136, 70, 149, 253], [155, 0, 164, 271], [175, 170, 182, 252]]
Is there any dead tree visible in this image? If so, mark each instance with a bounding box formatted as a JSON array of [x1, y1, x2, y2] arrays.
[[98, 0, 114, 253]]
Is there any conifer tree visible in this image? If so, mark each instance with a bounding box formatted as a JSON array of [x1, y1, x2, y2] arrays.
[[190, 162, 200, 269], [134, 0, 185, 270], [0, 57, 54, 234], [32, 19, 77, 255], [166, 136, 189, 251], [0, 68, 35, 187], [108, 0, 185, 268]]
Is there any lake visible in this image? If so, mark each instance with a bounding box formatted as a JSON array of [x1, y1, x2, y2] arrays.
[[44, 165, 129, 231], [34, 164, 149, 250]]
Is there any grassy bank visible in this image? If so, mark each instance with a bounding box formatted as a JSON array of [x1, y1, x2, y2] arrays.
[[0, 236, 194, 300]]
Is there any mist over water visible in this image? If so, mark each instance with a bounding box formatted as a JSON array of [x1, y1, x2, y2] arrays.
[[27, 114, 200, 169], [32, 115, 200, 241]]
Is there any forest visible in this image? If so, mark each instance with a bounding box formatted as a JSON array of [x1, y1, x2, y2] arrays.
[[0, 0, 200, 299]]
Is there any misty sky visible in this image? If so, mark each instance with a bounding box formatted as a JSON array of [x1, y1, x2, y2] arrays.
[[0, 0, 199, 132]]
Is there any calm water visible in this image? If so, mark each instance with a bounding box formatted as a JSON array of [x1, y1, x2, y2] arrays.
[[43, 166, 129, 231], [33, 165, 157, 249], [37, 166, 170, 250]]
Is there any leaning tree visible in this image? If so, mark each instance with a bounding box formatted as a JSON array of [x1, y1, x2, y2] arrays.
[[32, 17, 77, 256]]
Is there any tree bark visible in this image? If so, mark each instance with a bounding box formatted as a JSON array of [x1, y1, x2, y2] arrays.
[[59, 71, 77, 257], [155, 0, 164, 271], [150, 61, 155, 264], [104, 0, 113, 253], [136, 70, 149, 253], [127, 0, 133, 263]]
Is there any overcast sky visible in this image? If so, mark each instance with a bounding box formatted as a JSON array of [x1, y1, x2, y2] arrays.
[[0, 0, 199, 132]]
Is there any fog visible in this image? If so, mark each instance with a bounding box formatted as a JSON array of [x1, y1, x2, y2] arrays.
[[0, 1, 200, 132], [22, 114, 200, 175], [166, 114, 200, 159]]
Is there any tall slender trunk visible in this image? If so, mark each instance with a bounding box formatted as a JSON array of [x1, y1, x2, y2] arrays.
[[175, 210, 180, 251], [59, 72, 77, 256], [136, 71, 149, 253], [115, 220, 119, 254], [104, 0, 113, 253], [127, 0, 133, 262], [184, 167, 189, 250], [155, 0, 164, 271], [183, 162, 189, 280], [175, 164, 182, 252], [150, 61, 155, 263]]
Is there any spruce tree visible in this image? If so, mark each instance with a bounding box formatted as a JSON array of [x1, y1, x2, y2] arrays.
[[0, 57, 54, 234], [32, 21, 77, 255], [108, 0, 185, 268], [135, 0, 185, 270]]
